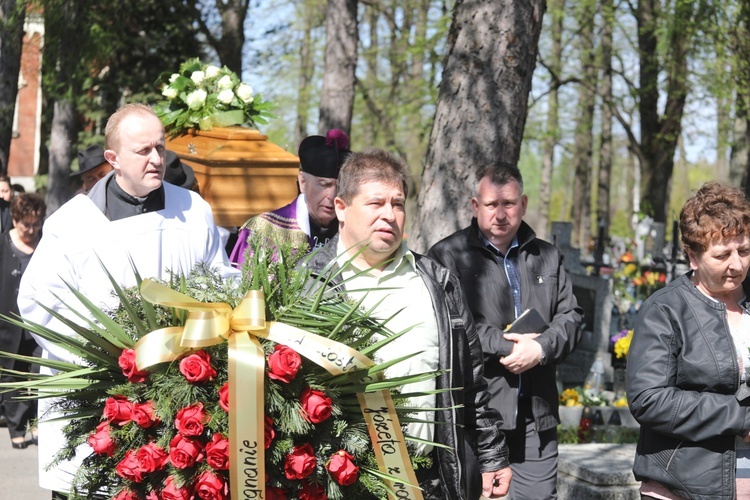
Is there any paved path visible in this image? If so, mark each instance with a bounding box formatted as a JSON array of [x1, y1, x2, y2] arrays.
[[0, 429, 48, 500]]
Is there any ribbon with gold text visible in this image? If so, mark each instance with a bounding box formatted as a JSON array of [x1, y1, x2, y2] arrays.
[[134, 280, 422, 500]]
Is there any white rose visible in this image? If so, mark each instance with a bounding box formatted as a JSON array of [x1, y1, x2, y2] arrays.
[[217, 89, 234, 104], [236, 83, 254, 104], [205, 65, 220, 78], [190, 70, 205, 85], [169, 73, 179, 83], [217, 75, 233, 90], [161, 86, 178, 99], [186, 89, 207, 110]]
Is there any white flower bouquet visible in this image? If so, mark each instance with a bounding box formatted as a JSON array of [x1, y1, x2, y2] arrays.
[[154, 58, 274, 137]]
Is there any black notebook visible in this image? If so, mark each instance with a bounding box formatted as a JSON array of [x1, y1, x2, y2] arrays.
[[504, 308, 548, 334]]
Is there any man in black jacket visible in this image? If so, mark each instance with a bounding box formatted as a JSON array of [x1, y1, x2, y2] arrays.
[[428, 163, 582, 500], [305, 148, 511, 499]]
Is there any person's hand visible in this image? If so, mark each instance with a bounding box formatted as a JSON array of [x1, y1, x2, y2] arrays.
[[481, 467, 512, 498], [499, 333, 543, 374]]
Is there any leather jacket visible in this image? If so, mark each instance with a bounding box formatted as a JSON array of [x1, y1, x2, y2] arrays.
[[626, 273, 750, 499], [304, 237, 509, 500], [428, 219, 582, 431]]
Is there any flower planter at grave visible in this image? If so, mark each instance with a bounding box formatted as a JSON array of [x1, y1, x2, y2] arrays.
[[166, 126, 300, 227], [559, 405, 639, 429]]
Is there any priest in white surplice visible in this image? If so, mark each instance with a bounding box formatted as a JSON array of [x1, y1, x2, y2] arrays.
[[18, 103, 237, 497]]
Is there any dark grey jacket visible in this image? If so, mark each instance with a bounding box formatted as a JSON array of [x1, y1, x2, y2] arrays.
[[0, 232, 24, 370], [305, 237, 509, 500], [428, 219, 582, 431], [626, 273, 750, 499], [0, 199, 10, 234]]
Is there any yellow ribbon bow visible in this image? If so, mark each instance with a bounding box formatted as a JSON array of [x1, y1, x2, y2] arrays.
[[134, 279, 422, 500]]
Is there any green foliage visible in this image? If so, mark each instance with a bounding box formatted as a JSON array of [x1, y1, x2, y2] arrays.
[[39, 0, 209, 150]]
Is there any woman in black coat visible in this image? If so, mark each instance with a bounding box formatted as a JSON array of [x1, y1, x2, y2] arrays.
[[0, 192, 45, 449]]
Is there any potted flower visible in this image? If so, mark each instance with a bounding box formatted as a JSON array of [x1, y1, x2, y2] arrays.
[[153, 58, 300, 227]]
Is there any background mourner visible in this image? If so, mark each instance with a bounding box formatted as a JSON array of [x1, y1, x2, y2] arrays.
[[70, 145, 113, 195]]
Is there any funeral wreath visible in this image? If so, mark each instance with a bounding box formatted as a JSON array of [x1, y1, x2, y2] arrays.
[[0, 239, 441, 500]]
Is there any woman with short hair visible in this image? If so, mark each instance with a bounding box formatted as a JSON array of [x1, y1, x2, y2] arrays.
[[0, 192, 46, 449], [628, 182, 750, 499]]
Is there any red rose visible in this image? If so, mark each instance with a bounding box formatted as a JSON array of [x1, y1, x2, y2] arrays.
[[115, 450, 144, 483], [161, 476, 193, 500], [87, 421, 116, 456], [118, 348, 149, 383], [195, 470, 228, 500], [112, 490, 140, 500], [264, 416, 275, 450], [131, 401, 159, 428], [218, 382, 229, 412], [146, 493, 159, 500], [299, 482, 328, 500], [267, 344, 302, 383], [205, 433, 230, 470], [284, 443, 317, 480], [169, 434, 204, 469], [179, 350, 217, 383], [266, 486, 290, 500], [300, 388, 333, 424], [326, 450, 359, 486], [136, 442, 169, 473], [104, 396, 133, 426], [175, 403, 209, 437]]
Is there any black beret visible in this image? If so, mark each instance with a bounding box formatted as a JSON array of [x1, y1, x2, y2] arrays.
[[298, 129, 351, 179]]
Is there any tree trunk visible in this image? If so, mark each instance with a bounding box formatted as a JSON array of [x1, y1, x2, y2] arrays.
[[597, 0, 614, 250], [44, 0, 84, 213], [318, 0, 358, 135], [570, 0, 597, 250], [0, 0, 25, 175], [295, 2, 318, 146], [637, 0, 692, 223], [730, 0, 750, 192], [215, 0, 249, 75], [403, 0, 431, 196], [538, 0, 564, 239], [46, 99, 75, 213], [730, 94, 750, 192], [360, 4, 379, 144], [410, 0, 545, 252], [716, 92, 731, 182]]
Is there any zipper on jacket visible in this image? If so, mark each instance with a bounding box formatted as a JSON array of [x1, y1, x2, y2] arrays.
[[720, 306, 742, 391], [443, 270, 462, 497], [665, 440, 683, 470]]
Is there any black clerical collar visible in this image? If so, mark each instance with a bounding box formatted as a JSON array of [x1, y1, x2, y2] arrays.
[[309, 216, 338, 249], [104, 177, 165, 221]]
